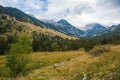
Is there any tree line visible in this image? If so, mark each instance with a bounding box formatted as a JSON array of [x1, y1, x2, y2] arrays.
[[1, 31, 120, 55]]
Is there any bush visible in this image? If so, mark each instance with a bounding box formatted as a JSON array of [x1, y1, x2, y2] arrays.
[[84, 40, 94, 52], [89, 46, 110, 56], [6, 54, 30, 77], [6, 33, 32, 78]]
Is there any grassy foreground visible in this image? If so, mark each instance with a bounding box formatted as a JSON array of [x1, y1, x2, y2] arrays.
[[0, 45, 120, 80]]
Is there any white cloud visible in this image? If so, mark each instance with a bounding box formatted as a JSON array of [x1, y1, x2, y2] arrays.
[[0, 0, 120, 28]]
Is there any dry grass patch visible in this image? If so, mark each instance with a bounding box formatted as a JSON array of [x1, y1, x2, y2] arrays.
[[0, 45, 120, 80]]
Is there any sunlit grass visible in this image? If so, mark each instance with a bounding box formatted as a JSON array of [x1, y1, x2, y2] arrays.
[[0, 45, 120, 80]]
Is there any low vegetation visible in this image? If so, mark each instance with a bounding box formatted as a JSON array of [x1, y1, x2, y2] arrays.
[[6, 33, 32, 79], [0, 45, 120, 80], [89, 45, 110, 56]]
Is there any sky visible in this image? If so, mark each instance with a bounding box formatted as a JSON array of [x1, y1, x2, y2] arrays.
[[0, 0, 120, 28]]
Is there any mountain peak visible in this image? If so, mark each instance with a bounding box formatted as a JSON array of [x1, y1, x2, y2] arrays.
[[58, 19, 67, 22], [84, 23, 106, 31], [92, 23, 106, 30], [0, 5, 4, 8], [58, 19, 69, 24], [82, 23, 106, 37]]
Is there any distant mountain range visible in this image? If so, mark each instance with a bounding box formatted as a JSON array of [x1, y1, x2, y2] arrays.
[[99, 24, 120, 37], [83, 23, 120, 38], [0, 5, 120, 38]]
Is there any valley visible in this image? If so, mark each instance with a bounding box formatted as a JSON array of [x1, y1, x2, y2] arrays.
[[0, 3, 120, 80]]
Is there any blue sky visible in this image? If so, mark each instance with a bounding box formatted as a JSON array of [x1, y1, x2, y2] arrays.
[[0, 0, 120, 28]]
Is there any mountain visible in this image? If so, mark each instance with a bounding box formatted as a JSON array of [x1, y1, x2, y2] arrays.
[[1, 14, 77, 39], [1, 5, 120, 38], [100, 24, 120, 36], [0, 5, 76, 39], [83, 23, 106, 37], [86, 24, 120, 39], [0, 5, 47, 28], [108, 24, 120, 33], [44, 19, 85, 37], [0, 5, 84, 37]]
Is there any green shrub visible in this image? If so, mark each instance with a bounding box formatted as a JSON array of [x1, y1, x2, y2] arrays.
[[84, 40, 94, 52], [6, 54, 30, 77], [89, 46, 110, 56], [6, 33, 32, 78]]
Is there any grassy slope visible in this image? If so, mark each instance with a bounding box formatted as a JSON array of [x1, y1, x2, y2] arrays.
[[0, 14, 77, 39], [18, 21, 77, 39], [0, 45, 120, 80]]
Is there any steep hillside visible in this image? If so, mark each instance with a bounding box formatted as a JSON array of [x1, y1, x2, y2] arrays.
[[0, 5, 46, 28], [0, 14, 76, 39]]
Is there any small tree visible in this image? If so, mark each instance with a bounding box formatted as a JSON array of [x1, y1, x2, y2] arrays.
[[84, 40, 94, 52], [6, 33, 32, 78], [51, 42, 60, 51]]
